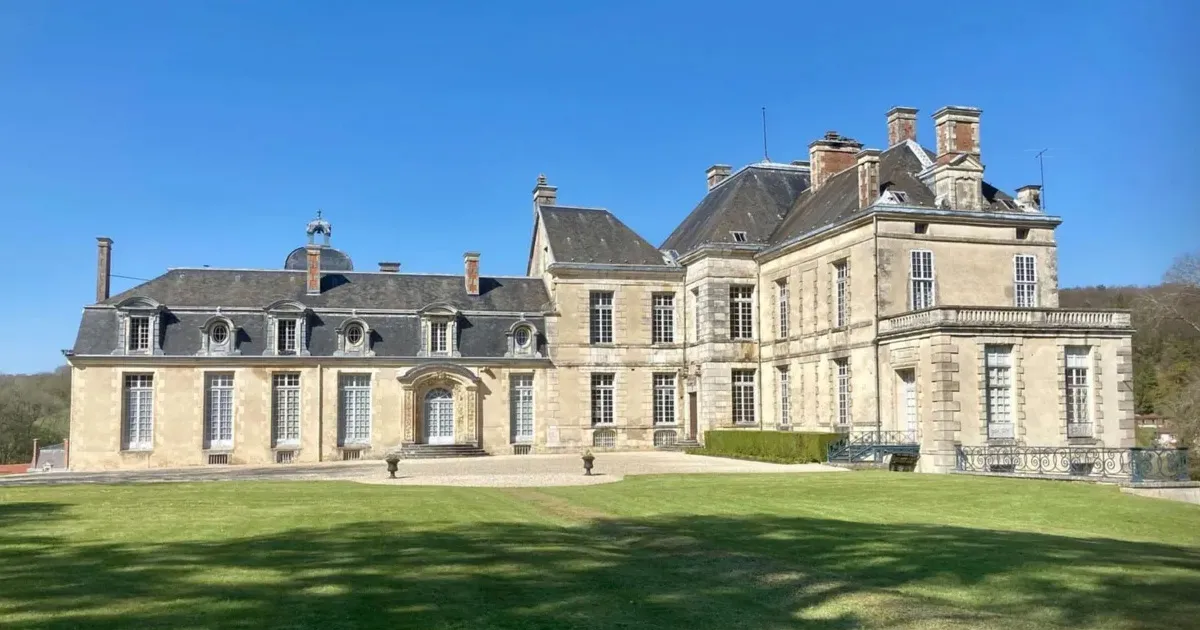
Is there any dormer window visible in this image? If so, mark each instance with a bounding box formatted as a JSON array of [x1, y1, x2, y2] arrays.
[[346, 324, 364, 347], [506, 320, 542, 358], [418, 303, 461, 358], [209, 323, 228, 345], [731, 231, 747, 243], [263, 300, 310, 356], [514, 326, 531, 350], [335, 317, 373, 357], [199, 316, 239, 357], [114, 296, 165, 356]]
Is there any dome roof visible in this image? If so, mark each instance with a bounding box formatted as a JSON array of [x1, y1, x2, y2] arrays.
[[284, 246, 354, 272]]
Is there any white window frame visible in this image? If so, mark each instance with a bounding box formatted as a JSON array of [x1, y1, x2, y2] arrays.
[[835, 359, 850, 426], [511, 374, 535, 443], [731, 369, 756, 424], [338, 373, 372, 446], [276, 319, 299, 354], [776, 279, 789, 338], [272, 372, 302, 447], [652, 293, 675, 344], [729, 286, 754, 340], [590, 292, 614, 344], [122, 373, 154, 450], [127, 316, 151, 353], [591, 373, 614, 425], [910, 250, 935, 310], [833, 260, 849, 328], [430, 321, 449, 355], [777, 365, 790, 427], [1066, 346, 1092, 437], [985, 345, 1015, 439], [653, 373, 676, 425], [1014, 255, 1038, 308], [204, 372, 234, 450]]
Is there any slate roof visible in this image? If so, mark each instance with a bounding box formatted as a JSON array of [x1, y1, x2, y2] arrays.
[[100, 269, 551, 312], [660, 163, 810, 255], [538, 206, 668, 266], [283, 245, 355, 271]]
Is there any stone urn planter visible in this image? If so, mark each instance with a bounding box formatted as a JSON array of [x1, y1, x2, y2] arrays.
[[582, 450, 595, 476], [385, 455, 400, 478]]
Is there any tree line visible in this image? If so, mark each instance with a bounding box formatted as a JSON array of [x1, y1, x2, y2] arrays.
[[0, 365, 70, 465]]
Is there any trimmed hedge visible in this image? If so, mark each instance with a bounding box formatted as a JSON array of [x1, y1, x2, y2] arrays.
[[687, 430, 843, 464]]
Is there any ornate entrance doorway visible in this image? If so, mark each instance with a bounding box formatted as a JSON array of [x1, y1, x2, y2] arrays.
[[424, 388, 455, 445]]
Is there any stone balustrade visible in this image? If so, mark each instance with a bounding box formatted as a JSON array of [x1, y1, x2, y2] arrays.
[[879, 307, 1132, 335]]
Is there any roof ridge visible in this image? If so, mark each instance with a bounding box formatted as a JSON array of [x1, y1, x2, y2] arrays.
[[542, 204, 610, 212], [165, 267, 541, 280]]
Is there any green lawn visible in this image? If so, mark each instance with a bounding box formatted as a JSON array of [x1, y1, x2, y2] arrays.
[[2, 473, 1199, 629]]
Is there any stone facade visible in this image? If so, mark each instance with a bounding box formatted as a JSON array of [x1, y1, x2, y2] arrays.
[[68, 104, 1134, 472]]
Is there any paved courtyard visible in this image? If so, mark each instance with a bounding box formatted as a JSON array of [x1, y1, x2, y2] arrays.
[[0, 451, 846, 488]]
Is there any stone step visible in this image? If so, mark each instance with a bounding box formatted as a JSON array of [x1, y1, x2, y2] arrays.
[[392, 444, 489, 459], [657, 439, 701, 452]]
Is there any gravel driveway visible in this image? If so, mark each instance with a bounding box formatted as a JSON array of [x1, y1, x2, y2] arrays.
[[0, 451, 846, 488]]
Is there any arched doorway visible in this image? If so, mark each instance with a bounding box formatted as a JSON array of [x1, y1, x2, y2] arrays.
[[424, 388, 455, 445]]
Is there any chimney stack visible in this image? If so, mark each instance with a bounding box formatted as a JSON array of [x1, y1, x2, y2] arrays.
[[886, 107, 918, 146], [809, 131, 863, 190], [378, 261, 401, 273], [705, 164, 732, 190], [1016, 185, 1042, 211], [856, 149, 881, 209], [305, 244, 322, 295], [95, 237, 112, 303], [464, 252, 480, 296], [933, 106, 982, 159], [533, 174, 557, 208]]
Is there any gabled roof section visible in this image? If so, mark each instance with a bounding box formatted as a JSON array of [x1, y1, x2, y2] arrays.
[[661, 162, 810, 255], [99, 269, 550, 312], [538, 205, 667, 266]]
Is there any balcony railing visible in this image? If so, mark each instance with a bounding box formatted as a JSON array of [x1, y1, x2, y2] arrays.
[[879, 307, 1132, 335], [1066, 422, 1094, 439], [956, 445, 1190, 482]]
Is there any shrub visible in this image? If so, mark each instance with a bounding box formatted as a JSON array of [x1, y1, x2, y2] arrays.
[[688, 430, 842, 464]]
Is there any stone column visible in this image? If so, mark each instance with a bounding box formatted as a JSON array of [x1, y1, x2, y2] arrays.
[[929, 335, 962, 472]]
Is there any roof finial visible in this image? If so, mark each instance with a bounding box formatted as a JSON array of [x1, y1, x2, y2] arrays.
[[306, 210, 332, 246], [537, 173, 547, 186]]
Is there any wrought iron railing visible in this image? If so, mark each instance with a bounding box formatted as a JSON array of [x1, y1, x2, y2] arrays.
[[955, 445, 1190, 482], [827, 430, 920, 462]]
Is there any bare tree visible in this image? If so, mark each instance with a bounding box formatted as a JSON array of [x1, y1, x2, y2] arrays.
[[1142, 252, 1200, 335]]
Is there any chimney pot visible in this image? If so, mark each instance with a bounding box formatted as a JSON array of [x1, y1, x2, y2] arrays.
[[932, 105, 982, 159], [378, 261, 401, 273], [856, 149, 882, 210], [886, 106, 919, 146], [95, 237, 113, 303], [808, 131, 863, 191], [464, 252, 481, 296], [305, 244, 322, 295], [705, 164, 732, 190], [532, 174, 558, 208]]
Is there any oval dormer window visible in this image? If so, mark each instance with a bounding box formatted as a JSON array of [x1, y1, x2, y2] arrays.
[[210, 323, 229, 345], [346, 324, 364, 347], [514, 326, 532, 349]]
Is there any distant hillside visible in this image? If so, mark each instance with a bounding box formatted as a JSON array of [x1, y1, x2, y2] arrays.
[[0, 366, 70, 464]]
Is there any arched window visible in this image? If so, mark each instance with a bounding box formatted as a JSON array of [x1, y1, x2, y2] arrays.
[[423, 388, 455, 445]]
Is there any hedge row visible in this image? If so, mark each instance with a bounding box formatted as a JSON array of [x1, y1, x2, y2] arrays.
[[687, 430, 842, 464]]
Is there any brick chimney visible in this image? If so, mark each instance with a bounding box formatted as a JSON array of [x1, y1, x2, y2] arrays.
[[886, 107, 918, 146], [856, 149, 881, 209], [533, 174, 557, 207], [305, 244, 321, 295], [809, 131, 863, 191], [706, 164, 732, 190], [1016, 185, 1042, 211], [378, 261, 401, 273], [464, 252, 480, 296], [95, 237, 112, 303], [933, 106, 982, 159]]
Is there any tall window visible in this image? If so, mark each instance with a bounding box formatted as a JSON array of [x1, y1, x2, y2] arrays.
[[652, 294, 675, 344], [1014, 255, 1038, 307], [591, 373, 614, 425], [204, 373, 234, 449], [1066, 346, 1091, 437], [776, 279, 790, 338], [128, 317, 150, 352], [835, 359, 850, 426], [692, 288, 701, 341], [653, 373, 676, 425], [430, 321, 449, 355], [833, 260, 849, 328], [777, 366, 791, 427], [590, 292, 613, 344], [338, 374, 372, 445], [277, 319, 298, 354], [272, 373, 301, 446], [985, 345, 1014, 439], [122, 373, 154, 449], [511, 374, 534, 442], [732, 369, 756, 424], [730, 286, 754, 339], [910, 250, 935, 310]]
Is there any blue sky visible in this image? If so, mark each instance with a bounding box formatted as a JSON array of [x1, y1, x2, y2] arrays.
[[1, 0, 1196, 373]]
